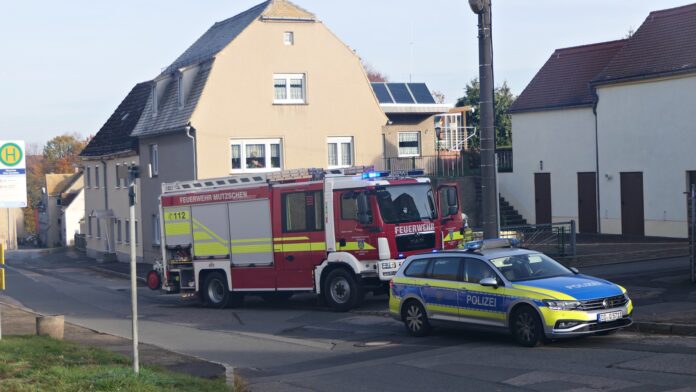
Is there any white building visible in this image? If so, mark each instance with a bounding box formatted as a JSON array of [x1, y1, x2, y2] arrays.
[[38, 173, 84, 247], [500, 3, 696, 238]]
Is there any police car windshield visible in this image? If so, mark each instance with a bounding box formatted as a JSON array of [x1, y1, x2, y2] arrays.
[[489, 253, 573, 282], [375, 184, 437, 224]]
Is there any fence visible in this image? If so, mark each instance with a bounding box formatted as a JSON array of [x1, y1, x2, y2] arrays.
[[496, 147, 513, 173], [74, 234, 86, 252], [499, 221, 576, 257], [383, 154, 478, 177]]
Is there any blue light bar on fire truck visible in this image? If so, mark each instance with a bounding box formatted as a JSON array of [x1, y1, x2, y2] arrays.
[[362, 171, 390, 180]]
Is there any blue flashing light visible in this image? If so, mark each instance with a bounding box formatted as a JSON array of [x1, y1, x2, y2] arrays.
[[407, 169, 425, 176], [431, 249, 438, 253], [362, 171, 390, 180], [397, 253, 405, 259], [465, 240, 483, 251]]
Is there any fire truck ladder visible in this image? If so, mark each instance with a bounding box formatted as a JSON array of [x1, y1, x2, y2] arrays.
[[162, 166, 374, 194]]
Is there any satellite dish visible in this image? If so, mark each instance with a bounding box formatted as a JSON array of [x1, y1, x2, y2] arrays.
[[469, 0, 486, 14]]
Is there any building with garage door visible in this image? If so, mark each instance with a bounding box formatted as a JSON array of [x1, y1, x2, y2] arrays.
[[499, 3, 696, 238]]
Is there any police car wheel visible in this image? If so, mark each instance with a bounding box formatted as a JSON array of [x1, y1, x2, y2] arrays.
[[324, 269, 359, 312], [203, 272, 230, 309], [511, 307, 544, 347], [403, 300, 431, 337]]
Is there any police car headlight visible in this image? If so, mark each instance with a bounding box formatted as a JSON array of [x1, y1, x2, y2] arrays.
[[544, 300, 581, 311]]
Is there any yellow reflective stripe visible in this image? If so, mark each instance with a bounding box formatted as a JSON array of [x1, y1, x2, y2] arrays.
[[511, 284, 575, 300], [337, 241, 376, 251], [194, 242, 229, 256], [232, 244, 274, 254], [426, 304, 459, 316], [192, 218, 227, 244], [459, 307, 506, 319], [274, 244, 282, 252], [0, 268, 4, 290], [193, 232, 212, 241], [231, 238, 272, 244], [165, 222, 191, 236], [311, 242, 326, 251], [274, 237, 309, 242]]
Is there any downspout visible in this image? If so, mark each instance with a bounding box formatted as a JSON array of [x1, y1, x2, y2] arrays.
[[592, 88, 601, 234], [100, 158, 112, 251], [185, 125, 197, 180]]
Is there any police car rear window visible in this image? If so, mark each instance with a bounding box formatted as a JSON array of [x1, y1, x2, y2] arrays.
[[404, 258, 430, 277]]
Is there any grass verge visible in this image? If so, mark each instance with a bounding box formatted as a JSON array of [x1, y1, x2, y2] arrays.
[[0, 335, 231, 391]]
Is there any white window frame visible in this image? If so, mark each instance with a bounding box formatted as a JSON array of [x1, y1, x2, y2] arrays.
[[115, 164, 121, 188], [230, 138, 283, 173], [327, 137, 354, 169], [273, 73, 306, 104], [152, 214, 161, 245], [94, 166, 100, 188], [149, 144, 159, 177], [283, 31, 294, 46], [398, 131, 421, 157], [86, 167, 91, 188]]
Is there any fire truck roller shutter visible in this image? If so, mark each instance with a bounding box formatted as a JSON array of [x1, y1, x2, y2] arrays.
[[228, 199, 273, 266], [163, 206, 192, 246], [191, 204, 231, 259]]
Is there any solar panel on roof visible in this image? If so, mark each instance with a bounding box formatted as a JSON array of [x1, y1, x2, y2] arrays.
[[371, 83, 393, 104], [386, 83, 415, 104], [407, 83, 436, 104]]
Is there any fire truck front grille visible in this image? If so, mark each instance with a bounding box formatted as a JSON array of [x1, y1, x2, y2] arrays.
[[396, 232, 436, 252]]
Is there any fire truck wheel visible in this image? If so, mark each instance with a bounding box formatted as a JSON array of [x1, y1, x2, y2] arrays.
[[324, 269, 360, 312], [203, 272, 231, 309], [146, 270, 161, 291]]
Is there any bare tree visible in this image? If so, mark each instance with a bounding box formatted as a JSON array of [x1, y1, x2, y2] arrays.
[[431, 90, 446, 104], [362, 61, 389, 83]]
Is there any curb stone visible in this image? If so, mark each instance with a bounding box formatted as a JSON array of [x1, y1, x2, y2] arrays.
[[628, 321, 696, 337]]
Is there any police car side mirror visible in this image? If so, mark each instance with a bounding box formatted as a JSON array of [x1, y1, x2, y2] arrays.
[[569, 267, 579, 274], [479, 277, 498, 289]]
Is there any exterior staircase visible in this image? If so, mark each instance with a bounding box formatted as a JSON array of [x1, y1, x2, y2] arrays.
[[499, 195, 527, 227]]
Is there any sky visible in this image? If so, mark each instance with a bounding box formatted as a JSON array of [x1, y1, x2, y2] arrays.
[[0, 0, 693, 146]]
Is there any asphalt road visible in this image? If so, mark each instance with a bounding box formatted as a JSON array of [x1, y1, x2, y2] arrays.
[[2, 250, 696, 391]]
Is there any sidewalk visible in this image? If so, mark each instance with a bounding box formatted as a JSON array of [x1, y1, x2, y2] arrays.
[[0, 301, 228, 381]]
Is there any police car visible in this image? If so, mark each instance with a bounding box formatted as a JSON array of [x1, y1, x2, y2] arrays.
[[389, 238, 633, 346]]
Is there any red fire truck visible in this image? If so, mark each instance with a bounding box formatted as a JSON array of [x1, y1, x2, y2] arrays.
[[150, 167, 465, 311]]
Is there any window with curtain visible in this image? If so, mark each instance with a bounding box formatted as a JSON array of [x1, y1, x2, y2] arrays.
[[230, 139, 282, 173], [273, 74, 305, 104], [398, 132, 421, 157], [327, 137, 353, 168]]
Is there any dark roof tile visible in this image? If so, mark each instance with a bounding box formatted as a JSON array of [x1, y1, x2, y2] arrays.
[[510, 40, 626, 113], [80, 82, 150, 157], [593, 3, 696, 84]]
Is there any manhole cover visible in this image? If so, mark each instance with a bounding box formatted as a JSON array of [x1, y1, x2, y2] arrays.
[[354, 341, 392, 348]]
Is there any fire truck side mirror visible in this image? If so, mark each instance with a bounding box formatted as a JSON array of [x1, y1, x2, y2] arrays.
[[357, 193, 371, 225], [447, 187, 459, 216]]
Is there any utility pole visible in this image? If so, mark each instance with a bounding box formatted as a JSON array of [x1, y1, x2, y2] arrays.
[[126, 164, 140, 374], [469, 0, 499, 238]]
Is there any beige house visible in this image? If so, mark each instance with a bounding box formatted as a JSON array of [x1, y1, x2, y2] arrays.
[[131, 0, 387, 262], [38, 173, 83, 247], [0, 208, 24, 250], [80, 82, 150, 261]]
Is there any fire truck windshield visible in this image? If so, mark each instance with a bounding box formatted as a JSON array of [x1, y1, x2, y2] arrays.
[[375, 184, 437, 224]]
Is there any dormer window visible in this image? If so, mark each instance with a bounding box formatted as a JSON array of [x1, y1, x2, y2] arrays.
[[151, 83, 158, 116], [177, 73, 184, 108], [284, 31, 294, 46]]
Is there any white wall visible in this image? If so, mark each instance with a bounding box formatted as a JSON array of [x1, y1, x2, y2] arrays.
[[596, 75, 696, 238], [499, 107, 597, 225], [62, 189, 84, 246]]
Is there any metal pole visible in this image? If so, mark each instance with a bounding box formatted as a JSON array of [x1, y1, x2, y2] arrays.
[[128, 167, 140, 374], [570, 220, 577, 257], [691, 184, 695, 283], [472, 0, 499, 239]]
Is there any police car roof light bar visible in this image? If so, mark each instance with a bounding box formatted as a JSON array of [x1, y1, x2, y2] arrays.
[[362, 171, 390, 180], [465, 238, 520, 251]]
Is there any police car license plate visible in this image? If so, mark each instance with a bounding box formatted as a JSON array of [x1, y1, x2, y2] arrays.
[[598, 311, 622, 323]]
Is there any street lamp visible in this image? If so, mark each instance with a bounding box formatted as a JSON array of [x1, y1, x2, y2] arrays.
[[469, 0, 499, 238]]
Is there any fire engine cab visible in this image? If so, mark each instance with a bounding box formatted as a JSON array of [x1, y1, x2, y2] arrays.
[[151, 167, 464, 311]]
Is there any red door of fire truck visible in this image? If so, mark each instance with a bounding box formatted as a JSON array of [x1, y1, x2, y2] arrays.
[[333, 189, 380, 260], [438, 183, 464, 249], [272, 183, 326, 289]]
